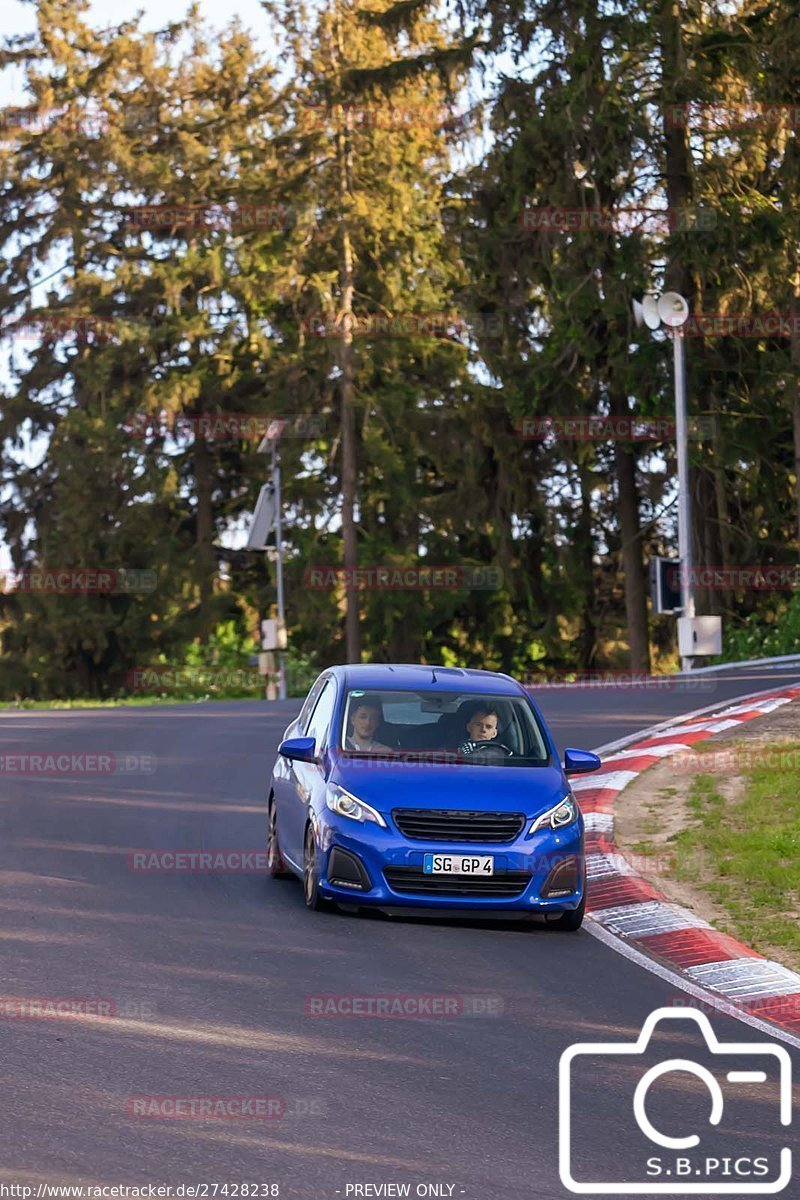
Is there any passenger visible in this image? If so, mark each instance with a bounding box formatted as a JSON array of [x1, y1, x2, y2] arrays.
[[345, 697, 392, 752]]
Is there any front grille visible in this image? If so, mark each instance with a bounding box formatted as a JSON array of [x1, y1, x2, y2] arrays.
[[392, 808, 526, 843], [384, 867, 531, 898]]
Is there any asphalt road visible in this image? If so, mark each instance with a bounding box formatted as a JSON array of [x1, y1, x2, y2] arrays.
[[1, 663, 798, 1199]]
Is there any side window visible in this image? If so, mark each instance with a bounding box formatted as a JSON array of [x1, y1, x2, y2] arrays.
[[298, 676, 325, 733], [305, 679, 337, 749]]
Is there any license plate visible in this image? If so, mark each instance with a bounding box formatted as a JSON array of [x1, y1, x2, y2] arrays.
[[423, 853, 494, 875]]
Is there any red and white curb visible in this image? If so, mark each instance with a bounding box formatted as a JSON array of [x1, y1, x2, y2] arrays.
[[579, 685, 800, 1040]]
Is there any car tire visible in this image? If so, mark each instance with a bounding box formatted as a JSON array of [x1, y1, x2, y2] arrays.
[[267, 795, 292, 879], [547, 894, 586, 931], [303, 823, 334, 912]]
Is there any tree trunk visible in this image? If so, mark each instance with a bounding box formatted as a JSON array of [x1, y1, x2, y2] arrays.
[[193, 431, 215, 640], [575, 455, 598, 670], [613, 433, 651, 672], [335, 10, 361, 663], [791, 268, 800, 548]]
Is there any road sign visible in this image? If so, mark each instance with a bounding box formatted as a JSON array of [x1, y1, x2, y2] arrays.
[[650, 556, 682, 614], [246, 483, 276, 550]]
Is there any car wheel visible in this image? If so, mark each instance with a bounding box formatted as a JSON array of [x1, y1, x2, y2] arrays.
[[547, 894, 586, 931], [303, 824, 334, 911], [267, 796, 292, 878]]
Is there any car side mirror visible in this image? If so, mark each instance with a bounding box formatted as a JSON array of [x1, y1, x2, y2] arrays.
[[279, 736, 317, 764], [564, 747, 602, 775]]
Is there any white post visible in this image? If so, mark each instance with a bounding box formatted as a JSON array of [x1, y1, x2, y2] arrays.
[[673, 330, 695, 670], [272, 442, 287, 701]]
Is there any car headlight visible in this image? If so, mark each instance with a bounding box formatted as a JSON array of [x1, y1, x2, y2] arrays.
[[529, 795, 578, 834], [325, 783, 387, 827]]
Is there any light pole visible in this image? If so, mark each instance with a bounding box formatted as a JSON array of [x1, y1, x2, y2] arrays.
[[270, 435, 287, 700], [632, 292, 695, 670], [248, 421, 288, 700]]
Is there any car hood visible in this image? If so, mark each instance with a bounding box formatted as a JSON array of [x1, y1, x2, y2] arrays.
[[330, 757, 569, 819]]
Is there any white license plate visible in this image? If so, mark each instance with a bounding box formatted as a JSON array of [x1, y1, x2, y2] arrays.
[[423, 854, 494, 875]]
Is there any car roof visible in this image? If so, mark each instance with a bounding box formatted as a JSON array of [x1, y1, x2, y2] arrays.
[[333, 663, 524, 696]]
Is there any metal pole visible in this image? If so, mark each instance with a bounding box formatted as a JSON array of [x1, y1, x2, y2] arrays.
[[673, 330, 695, 671], [272, 442, 287, 700]]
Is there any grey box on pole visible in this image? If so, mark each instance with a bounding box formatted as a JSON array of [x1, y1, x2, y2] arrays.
[[678, 616, 723, 657], [246, 483, 277, 550]]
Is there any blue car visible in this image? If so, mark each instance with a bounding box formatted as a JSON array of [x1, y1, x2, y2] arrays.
[[266, 664, 601, 929]]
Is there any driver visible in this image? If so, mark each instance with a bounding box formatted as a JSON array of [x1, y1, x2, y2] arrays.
[[457, 704, 513, 757]]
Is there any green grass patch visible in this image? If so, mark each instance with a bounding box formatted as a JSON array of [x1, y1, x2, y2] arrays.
[[671, 744, 800, 966]]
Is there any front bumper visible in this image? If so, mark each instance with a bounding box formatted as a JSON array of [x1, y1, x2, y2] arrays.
[[316, 810, 585, 912]]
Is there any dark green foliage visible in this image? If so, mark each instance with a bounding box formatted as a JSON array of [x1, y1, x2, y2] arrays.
[[0, 0, 798, 698]]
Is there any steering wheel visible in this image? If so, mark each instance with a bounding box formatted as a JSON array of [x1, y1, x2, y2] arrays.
[[461, 741, 513, 762]]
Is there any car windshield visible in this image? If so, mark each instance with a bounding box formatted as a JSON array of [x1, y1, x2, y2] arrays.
[[338, 688, 550, 766]]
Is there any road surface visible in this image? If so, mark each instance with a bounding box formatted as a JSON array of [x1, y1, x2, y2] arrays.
[[1, 662, 798, 1198]]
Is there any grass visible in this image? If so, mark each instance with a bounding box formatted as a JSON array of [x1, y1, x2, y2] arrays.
[[668, 743, 800, 966]]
